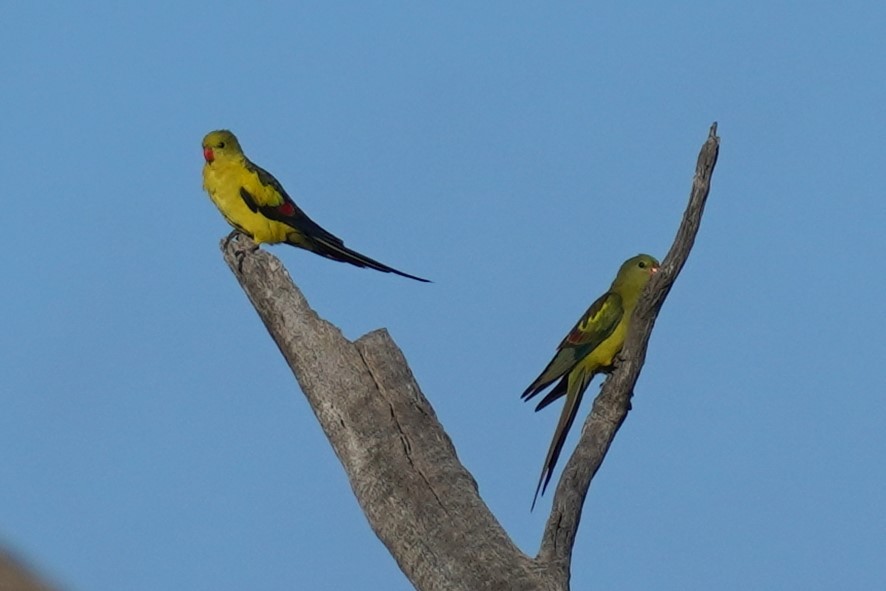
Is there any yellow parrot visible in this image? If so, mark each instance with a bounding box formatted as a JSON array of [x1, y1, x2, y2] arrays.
[[202, 130, 429, 282], [522, 254, 659, 508]]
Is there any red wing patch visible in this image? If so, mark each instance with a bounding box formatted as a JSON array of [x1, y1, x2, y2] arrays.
[[565, 324, 589, 345], [276, 202, 296, 217]]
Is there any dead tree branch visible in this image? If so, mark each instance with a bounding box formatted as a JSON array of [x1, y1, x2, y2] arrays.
[[221, 123, 720, 591], [537, 123, 720, 574]]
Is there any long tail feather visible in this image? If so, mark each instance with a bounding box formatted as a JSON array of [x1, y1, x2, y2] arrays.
[[299, 235, 430, 282], [530, 370, 594, 510], [531, 377, 568, 412]]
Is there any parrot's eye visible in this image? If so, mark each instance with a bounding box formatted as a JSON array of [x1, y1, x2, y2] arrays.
[[217, 141, 226, 148], [638, 261, 647, 268]]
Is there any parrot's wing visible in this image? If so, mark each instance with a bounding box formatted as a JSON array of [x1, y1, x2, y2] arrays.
[[239, 159, 344, 245], [521, 291, 623, 404]]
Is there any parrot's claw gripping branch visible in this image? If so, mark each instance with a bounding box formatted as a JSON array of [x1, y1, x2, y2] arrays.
[[223, 232, 260, 274]]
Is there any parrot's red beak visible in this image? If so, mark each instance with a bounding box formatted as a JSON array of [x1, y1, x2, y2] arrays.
[[650, 265, 660, 274], [203, 147, 214, 163]]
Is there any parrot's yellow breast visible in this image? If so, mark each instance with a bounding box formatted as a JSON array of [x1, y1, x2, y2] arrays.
[[579, 317, 628, 375], [202, 160, 292, 244]]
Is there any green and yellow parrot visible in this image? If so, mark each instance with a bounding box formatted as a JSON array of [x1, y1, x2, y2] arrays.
[[201, 129, 429, 282], [522, 254, 660, 508]]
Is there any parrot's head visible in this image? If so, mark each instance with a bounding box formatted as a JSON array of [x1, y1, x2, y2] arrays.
[[202, 129, 242, 163], [613, 254, 660, 292]]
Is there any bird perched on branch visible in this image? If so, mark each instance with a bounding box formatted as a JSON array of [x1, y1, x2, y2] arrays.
[[201, 129, 429, 282], [522, 253, 659, 508]]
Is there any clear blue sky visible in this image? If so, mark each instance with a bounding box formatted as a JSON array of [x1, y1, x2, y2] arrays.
[[2, 1, 884, 589]]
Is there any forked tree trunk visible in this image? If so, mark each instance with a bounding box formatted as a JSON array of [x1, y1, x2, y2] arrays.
[[220, 124, 720, 591]]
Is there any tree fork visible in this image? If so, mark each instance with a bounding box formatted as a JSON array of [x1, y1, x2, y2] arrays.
[[221, 123, 720, 591]]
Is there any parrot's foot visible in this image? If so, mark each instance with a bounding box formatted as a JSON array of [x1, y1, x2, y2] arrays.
[[234, 249, 247, 273], [223, 231, 260, 273], [234, 243, 260, 273], [223, 230, 243, 250]]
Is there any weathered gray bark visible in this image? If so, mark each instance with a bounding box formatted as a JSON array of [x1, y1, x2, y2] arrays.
[[222, 124, 720, 591]]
